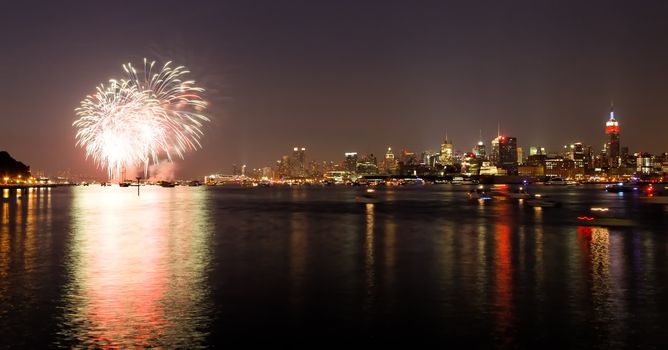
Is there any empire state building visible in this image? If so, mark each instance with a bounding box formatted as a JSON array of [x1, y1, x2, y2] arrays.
[[605, 105, 620, 168]]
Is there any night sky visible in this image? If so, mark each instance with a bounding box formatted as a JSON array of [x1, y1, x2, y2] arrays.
[[1, 0, 667, 178]]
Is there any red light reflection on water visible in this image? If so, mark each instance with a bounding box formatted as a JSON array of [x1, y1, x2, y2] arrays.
[[494, 222, 513, 346]]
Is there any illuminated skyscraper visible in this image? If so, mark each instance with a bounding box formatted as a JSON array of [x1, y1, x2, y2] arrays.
[[605, 104, 620, 168], [291, 147, 307, 177], [473, 141, 486, 160], [565, 142, 585, 169], [491, 137, 500, 165], [344, 152, 358, 173], [439, 135, 454, 165], [383, 147, 397, 175], [496, 136, 518, 175]]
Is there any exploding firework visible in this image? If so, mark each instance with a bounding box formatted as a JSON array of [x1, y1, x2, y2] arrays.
[[73, 59, 209, 179]]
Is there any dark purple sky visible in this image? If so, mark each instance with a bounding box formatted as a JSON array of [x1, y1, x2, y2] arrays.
[[1, 0, 667, 178]]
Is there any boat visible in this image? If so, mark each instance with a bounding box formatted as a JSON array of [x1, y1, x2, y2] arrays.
[[604, 182, 639, 193], [468, 187, 492, 200], [119, 180, 133, 187], [507, 187, 531, 199], [452, 176, 478, 185], [159, 181, 176, 188], [524, 194, 560, 207], [545, 177, 567, 186], [355, 188, 381, 204], [187, 180, 202, 186], [401, 178, 425, 186]]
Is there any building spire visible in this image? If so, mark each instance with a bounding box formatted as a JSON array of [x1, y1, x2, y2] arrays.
[[609, 100, 615, 120], [497, 122, 501, 138]]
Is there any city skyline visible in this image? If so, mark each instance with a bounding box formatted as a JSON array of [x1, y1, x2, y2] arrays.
[[7, 103, 668, 179], [2, 1, 668, 178], [242, 106, 643, 173]]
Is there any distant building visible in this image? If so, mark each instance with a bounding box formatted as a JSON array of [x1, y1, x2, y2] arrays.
[[497, 136, 518, 175], [439, 136, 454, 165], [545, 156, 576, 178], [276, 155, 291, 178], [529, 146, 546, 156], [356, 154, 378, 175], [637, 152, 653, 175], [344, 152, 358, 173], [461, 153, 479, 175], [605, 105, 621, 168], [491, 137, 500, 165], [383, 147, 397, 175], [291, 147, 306, 177], [479, 162, 498, 175], [262, 167, 272, 179], [473, 141, 486, 160], [563, 142, 585, 177]]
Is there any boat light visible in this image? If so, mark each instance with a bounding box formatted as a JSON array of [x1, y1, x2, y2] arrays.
[[591, 207, 609, 212]]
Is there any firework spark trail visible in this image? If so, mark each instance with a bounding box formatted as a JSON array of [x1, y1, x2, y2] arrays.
[[73, 59, 209, 179]]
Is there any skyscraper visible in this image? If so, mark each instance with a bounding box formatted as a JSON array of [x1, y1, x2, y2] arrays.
[[439, 135, 454, 165], [344, 152, 358, 173], [491, 137, 500, 166], [291, 147, 307, 177], [565, 142, 585, 169], [473, 141, 486, 160], [383, 147, 397, 175], [497, 136, 518, 175], [605, 105, 620, 168]]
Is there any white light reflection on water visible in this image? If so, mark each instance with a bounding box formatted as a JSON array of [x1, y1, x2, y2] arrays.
[[57, 186, 213, 348]]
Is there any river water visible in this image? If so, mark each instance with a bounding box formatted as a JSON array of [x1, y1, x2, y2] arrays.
[[1, 185, 667, 348]]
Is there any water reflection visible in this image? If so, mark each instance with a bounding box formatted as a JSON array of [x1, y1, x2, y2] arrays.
[[382, 217, 396, 314], [365, 203, 375, 314], [494, 223, 513, 346], [59, 187, 213, 348], [0, 186, 666, 347], [0, 202, 9, 279], [289, 211, 307, 311], [0, 186, 53, 344]]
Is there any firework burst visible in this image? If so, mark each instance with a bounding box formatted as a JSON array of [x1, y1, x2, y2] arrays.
[[73, 59, 209, 179]]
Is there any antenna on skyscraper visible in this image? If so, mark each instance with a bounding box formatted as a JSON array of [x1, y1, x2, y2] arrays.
[[609, 100, 615, 120], [497, 122, 500, 138]]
